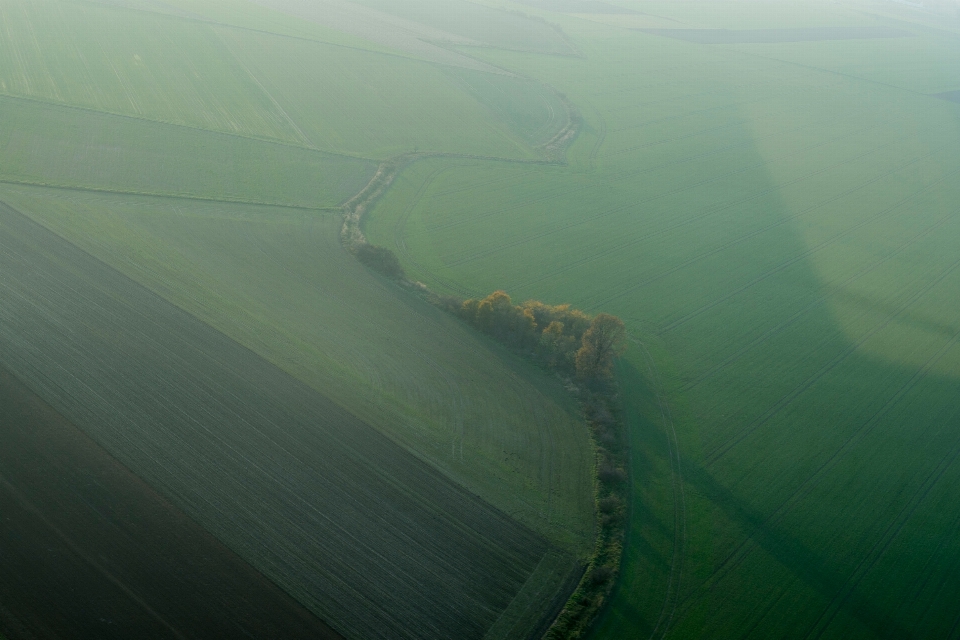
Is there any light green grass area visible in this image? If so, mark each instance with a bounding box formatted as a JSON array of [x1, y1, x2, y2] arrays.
[[105, 0, 404, 53], [365, 2, 960, 637], [729, 33, 960, 94], [0, 184, 594, 558], [0, 96, 374, 208], [0, 0, 305, 141], [0, 0, 561, 160], [215, 27, 551, 159], [345, 0, 576, 54], [0, 1, 598, 633]]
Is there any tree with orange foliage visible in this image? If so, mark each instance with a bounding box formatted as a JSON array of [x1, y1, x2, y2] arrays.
[[575, 313, 626, 380]]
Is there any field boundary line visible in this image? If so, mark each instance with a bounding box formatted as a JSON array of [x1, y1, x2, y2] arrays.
[[68, 0, 509, 76], [510, 116, 898, 295], [427, 106, 875, 236], [0, 179, 337, 211]]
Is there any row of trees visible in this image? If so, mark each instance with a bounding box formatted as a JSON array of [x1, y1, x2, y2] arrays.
[[437, 289, 630, 637], [450, 291, 626, 382]]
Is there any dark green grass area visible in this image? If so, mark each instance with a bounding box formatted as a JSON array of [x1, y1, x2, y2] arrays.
[[0, 203, 573, 640], [365, 3, 960, 637], [0, 96, 374, 208]]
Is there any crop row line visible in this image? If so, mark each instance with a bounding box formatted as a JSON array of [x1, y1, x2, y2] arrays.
[[602, 97, 794, 160], [1, 224, 532, 632], [0, 213, 467, 571], [600, 76, 774, 116], [655, 153, 957, 335], [604, 92, 760, 137], [0, 470, 190, 640]]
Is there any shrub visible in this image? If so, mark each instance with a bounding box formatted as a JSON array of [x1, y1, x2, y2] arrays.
[[354, 243, 405, 279]]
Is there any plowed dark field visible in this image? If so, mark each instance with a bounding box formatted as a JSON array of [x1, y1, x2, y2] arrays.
[[0, 202, 555, 640], [0, 366, 341, 640]]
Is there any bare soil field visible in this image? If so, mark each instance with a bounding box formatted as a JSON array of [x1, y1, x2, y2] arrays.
[[0, 367, 342, 640]]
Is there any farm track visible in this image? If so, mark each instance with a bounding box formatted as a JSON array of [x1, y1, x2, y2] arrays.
[[0, 366, 342, 640], [0, 202, 559, 640]]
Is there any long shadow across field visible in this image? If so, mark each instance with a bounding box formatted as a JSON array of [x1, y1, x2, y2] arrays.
[[593, 92, 960, 639]]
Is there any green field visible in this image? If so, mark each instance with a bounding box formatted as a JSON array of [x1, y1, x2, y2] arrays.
[[0, 95, 374, 207], [363, 1, 960, 638], [3, 0, 960, 637], [0, 0, 596, 637]]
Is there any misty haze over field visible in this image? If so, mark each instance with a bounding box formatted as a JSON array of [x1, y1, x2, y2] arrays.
[[2, 1, 960, 639]]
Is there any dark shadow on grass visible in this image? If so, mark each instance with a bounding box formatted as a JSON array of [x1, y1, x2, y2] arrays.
[[679, 459, 915, 639]]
